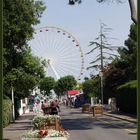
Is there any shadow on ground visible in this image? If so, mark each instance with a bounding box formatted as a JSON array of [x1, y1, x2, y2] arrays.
[[61, 115, 136, 131]]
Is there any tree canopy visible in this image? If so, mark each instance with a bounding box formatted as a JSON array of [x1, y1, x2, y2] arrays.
[[102, 23, 137, 101], [54, 75, 77, 96], [82, 78, 100, 99], [39, 77, 56, 96], [3, 0, 46, 98]]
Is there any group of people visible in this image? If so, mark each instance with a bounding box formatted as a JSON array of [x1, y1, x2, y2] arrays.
[[33, 98, 61, 115], [41, 99, 60, 115]]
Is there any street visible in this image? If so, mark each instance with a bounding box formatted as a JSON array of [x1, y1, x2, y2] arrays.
[[3, 105, 137, 140], [60, 106, 137, 140]]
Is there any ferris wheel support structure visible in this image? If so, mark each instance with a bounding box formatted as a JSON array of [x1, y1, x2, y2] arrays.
[[47, 59, 60, 80]]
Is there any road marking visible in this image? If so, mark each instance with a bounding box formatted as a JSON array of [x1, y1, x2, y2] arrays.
[[123, 129, 137, 134], [94, 117, 137, 134]]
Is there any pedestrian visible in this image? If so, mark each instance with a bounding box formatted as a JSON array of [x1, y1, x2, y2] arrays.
[[50, 100, 59, 115], [55, 99, 60, 112], [35, 99, 40, 113], [33, 102, 37, 113], [41, 101, 45, 110]]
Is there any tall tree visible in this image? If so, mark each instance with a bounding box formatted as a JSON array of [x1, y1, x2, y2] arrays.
[[103, 23, 137, 100], [86, 22, 118, 104], [3, 0, 46, 98], [4, 47, 45, 98], [86, 22, 118, 73]]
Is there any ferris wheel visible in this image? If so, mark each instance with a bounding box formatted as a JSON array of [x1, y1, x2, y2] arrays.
[[28, 26, 84, 81]]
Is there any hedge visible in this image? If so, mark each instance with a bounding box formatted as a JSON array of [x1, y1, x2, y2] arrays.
[[3, 99, 12, 127], [116, 80, 137, 114]]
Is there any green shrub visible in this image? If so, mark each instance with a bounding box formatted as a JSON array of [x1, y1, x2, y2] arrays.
[[3, 99, 12, 127], [3, 94, 11, 100], [116, 80, 137, 114]]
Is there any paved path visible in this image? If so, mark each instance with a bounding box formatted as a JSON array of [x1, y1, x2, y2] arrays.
[[60, 106, 137, 140], [3, 112, 36, 140], [3, 105, 137, 140]]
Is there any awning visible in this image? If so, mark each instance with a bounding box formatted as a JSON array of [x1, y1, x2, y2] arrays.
[[67, 90, 80, 95]]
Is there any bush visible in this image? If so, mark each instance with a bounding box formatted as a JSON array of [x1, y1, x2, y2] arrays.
[[116, 80, 137, 114], [3, 99, 12, 127]]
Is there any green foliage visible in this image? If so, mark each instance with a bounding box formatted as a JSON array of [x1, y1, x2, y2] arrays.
[[116, 80, 137, 114], [4, 48, 45, 98], [86, 22, 118, 74], [3, 0, 46, 98], [82, 78, 100, 100], [3, 99, 12, 127], [74, 83, 83, 90], [54, 82, 62, 97], [117, 24, 137, 80], [3, 94, 11, 100], [39, 77, 55, 96], [103, 24, 137, 101], [117, 80, 137, 89], [54, 75, 77, 96], [32, 115, 60, 129], [3, 0, 46, 49]]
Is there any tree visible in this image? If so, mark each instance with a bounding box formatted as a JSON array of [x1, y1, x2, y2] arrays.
[[3, 0, 46, 50], [54, 75, 77, 96], [82, 78, 100, 100], [103, 23, 137, 101], [4, 47, 45, 98], [39, 77, 55, 96], [3, 0, 46, 98], [86, 22, 118, 104], [74, 82, 83, 90], [68, 0, 137, 24], [86, 22, 118, 73], [117, 23, 137, 80], [4, 68, 37, 98], [54, 82, 63, 98]]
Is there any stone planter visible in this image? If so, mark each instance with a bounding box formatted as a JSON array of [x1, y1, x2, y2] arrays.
[[82, 104, 91, 113], [21, 137, 68, 140], [47, 119, 61, 131], [92, 105, 103, 117]]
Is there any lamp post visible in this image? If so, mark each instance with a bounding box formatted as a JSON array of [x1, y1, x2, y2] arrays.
[[99, 71, 103, 105], [11, 86, 15, 122]]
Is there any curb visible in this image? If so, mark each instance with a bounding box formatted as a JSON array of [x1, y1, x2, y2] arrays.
[[103, 112, 137, 124], [67, 106, 137, 124]]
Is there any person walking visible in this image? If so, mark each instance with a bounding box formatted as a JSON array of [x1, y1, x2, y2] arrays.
[[41, 101, 45, 113], [50, 100, 60, 115]]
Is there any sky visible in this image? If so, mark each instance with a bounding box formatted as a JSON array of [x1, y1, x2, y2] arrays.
[[29, 0, 133, 81]]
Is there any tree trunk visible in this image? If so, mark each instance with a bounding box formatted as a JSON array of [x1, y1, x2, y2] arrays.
[[128, 0, 137, 24]]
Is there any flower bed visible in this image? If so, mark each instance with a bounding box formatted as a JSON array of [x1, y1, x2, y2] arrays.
[[21, 129, 69, 140], [32, 115, 61, 130]]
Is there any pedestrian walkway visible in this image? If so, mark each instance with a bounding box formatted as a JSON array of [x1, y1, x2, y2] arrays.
[[103, 111, 137, 123], [3, 112, 37, 140], [69, 106, 137, 124]]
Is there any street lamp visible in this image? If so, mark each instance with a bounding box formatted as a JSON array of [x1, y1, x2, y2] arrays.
[[11, 86, 15, 122], [99, 71, 103, 105]]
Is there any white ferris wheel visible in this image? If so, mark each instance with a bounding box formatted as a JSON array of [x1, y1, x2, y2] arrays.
[[28, 26, 84, 81]]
